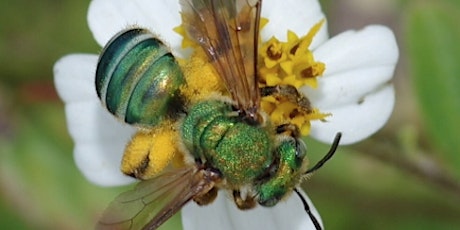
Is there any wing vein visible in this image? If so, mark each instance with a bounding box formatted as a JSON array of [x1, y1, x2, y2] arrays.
[[180, 0, 262, 121]]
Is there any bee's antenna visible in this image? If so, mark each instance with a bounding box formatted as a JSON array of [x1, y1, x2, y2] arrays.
[[294, 188, 322, 230], [305, 132, 342, 174]]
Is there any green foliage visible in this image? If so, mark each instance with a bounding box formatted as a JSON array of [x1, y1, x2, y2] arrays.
[[0, 0, 98, 85], [406, 1, 460, 174]]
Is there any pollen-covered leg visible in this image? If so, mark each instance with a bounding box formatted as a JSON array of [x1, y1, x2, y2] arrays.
[[233, 190, 256, 210], [121, 122, 183, 180], [261, 84, 313, 114]]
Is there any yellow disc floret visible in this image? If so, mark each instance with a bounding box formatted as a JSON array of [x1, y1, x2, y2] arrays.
[[259, 19, 329, 136]]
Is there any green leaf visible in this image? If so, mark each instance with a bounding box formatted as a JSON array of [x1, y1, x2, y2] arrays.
[[406, 2, 460, 173]]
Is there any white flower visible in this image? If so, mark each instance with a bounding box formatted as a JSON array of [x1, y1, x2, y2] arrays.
[[54, 0, 398, 229]]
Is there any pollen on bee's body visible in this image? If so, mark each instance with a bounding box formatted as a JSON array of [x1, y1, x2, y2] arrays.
[[121, 122, 183, 180], [179, 50, 226, 105], [173, 25, 226, 105]]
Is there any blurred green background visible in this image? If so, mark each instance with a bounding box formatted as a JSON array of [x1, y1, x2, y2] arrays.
[[1, 0, 459, 229]]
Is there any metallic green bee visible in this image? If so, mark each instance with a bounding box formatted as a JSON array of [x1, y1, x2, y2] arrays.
[[95, 0, 341, 229]]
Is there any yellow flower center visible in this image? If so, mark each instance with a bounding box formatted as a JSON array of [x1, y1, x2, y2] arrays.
[[259, 20, 329, 135]]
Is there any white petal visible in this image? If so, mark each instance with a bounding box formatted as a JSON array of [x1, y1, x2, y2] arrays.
[[310, 85, 395, 145], [302, 25, 398, 144], [66, 102, 136, 186], [305, 25, 398, 108], [74, 142, 135, 187], [182, 189, 321, 230], [314, 25, 398, 76], [303, 65, 395, 109], [262, 0, 328, 49], [54, 54, 99, 103], [88, 0, 182, 52], [54, 54, 137, 186]]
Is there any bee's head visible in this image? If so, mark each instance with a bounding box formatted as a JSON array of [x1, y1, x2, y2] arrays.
[[255, 137, 308, 207]]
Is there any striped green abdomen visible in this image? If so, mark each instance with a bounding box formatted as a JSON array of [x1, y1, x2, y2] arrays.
[[96, 28, 185, 127]]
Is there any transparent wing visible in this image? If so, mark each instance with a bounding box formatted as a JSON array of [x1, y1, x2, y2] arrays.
[[180, 0, 262, 120], [96, 166, 217, 230]]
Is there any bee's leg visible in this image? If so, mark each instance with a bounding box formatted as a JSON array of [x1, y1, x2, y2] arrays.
[[233, 190, 256, 210], [260, 85, 313, 113], [276, 123, 301, 138], [193, 187, 218, 206]]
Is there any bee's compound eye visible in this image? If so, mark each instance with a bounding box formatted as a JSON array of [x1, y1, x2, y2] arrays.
[[295, 139, 307, 162], [257, 187, 284, 207], [258, 197, 278, 207], [278, 138, 307, 169]]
